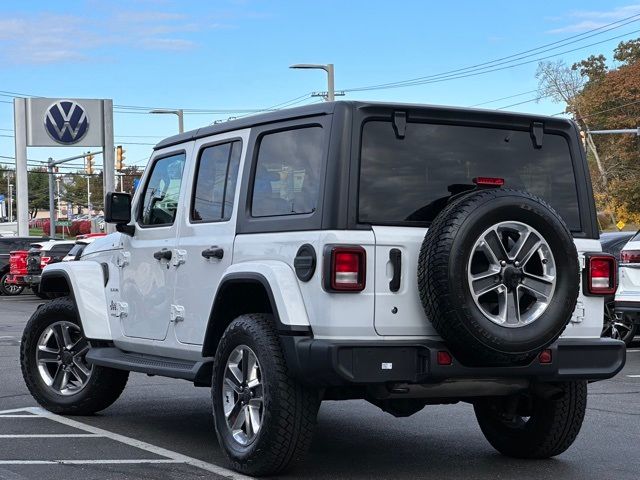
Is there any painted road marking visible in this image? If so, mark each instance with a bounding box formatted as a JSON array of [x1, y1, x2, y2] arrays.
[[0, 434, 101, 438], [0, 407, 254, 480], [0, 459, 182, 465], [627, 349, 639, 353], [627, 375, 640, 378]]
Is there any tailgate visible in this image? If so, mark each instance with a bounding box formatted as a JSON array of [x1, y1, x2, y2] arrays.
[[372, 226, 439, 336]]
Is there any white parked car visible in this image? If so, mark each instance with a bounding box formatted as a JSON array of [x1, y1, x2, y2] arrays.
[[614, 231, 640, 344], [21, 102, 626, 476]]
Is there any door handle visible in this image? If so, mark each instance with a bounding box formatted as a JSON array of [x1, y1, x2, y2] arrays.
[[153, 249, 172, 261], [202, 246, 224, 260], [389, 248, 401, 292]]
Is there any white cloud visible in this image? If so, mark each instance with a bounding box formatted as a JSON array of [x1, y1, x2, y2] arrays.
[[547, 3, 640, 34], [0, 8, 220, 64]]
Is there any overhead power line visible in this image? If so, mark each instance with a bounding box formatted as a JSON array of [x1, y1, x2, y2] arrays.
[[342, 14, 640, 92]]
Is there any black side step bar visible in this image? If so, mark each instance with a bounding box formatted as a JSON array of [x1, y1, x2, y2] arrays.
[[86, 347, 212, 384]]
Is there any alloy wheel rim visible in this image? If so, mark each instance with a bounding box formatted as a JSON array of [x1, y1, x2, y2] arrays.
[[36, 321, 92, 396], [222, 345, 264, 446], [467, 221, 557, 328]]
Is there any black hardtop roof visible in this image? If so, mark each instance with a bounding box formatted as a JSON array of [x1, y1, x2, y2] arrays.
[[154, 100, 576, 150]]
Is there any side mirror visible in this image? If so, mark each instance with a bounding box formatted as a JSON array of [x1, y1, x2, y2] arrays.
[[104, 192, 134, 235]]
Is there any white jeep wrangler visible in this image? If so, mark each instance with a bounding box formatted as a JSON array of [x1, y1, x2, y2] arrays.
[[21, 102, 626, 476]]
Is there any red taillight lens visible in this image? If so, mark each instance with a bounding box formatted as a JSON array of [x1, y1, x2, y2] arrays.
[[328, 246, 366, 292], [586, 254, 616, 295], [437, 351, 453, 366], [473, 177, 505, 186], [40, 256, 51, 269], [538, 349, 553, 364], [621, 250, 640, 264]]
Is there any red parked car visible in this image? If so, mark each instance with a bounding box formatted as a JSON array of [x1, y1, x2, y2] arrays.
[[4, 250, 29, 295]]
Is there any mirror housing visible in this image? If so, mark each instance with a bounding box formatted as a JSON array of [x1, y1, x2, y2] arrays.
[[104, 192, 134, 235]]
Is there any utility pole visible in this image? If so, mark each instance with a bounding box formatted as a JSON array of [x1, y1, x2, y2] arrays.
[[87, 174, 91, 225]]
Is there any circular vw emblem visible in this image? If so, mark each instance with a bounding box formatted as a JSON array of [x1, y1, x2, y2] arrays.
[[44, 100, 89, 145]]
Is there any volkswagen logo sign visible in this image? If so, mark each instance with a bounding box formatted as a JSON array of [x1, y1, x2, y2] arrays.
[[44, 100, 89, 145]]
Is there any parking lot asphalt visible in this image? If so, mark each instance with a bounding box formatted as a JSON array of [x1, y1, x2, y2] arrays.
[[1, 294, 639, 480]]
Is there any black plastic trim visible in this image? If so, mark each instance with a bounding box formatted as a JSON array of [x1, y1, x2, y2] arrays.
[[294, 244, 316, 282], [86, 347, 210, 382], [281, 337, 626, 387]]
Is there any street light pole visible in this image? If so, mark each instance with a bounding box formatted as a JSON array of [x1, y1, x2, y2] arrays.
[[290, 63, 335, 101], [8, 182, 13, 223], [149, 109, 184, 133]]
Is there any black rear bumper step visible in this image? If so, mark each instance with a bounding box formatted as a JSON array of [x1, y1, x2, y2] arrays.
[[281, 337, 626, 387], [86, 347, 212, 384]]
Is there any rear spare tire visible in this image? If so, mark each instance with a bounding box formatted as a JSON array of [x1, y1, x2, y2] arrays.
[[418, 188, 579, 365]]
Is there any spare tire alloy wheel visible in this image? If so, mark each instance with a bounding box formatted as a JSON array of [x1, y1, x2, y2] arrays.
[[418, 189, 580, 366], [468, 221, 556, 328], [36, 321, 92, 395]]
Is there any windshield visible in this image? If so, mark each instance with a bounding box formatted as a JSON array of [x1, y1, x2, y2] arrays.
[[358, 120, 581, 231]]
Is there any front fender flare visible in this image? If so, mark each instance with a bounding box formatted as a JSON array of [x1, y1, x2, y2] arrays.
[[40, 262, 113, 341]]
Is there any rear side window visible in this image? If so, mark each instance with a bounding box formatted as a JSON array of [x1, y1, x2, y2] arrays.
[[139, 152, 186, 226], [191, 141, 242, 222], [251, 126, 324, 217], [359, 121, 580, 230]]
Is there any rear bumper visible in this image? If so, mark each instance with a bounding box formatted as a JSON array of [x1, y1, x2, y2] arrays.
[[281, 337, 626, 387], [23, 274, 41, 285], [5, 274, 26, 285]]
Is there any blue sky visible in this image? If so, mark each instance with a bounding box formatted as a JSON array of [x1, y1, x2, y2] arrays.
[[1, 0, 639, 171]]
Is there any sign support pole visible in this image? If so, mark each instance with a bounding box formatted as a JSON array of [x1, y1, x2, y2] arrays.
[[13, 98, 29, 236], [102, 100, 115, 234]]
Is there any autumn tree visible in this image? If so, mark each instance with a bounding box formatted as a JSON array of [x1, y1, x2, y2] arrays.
[[536, 38, 640, 226]]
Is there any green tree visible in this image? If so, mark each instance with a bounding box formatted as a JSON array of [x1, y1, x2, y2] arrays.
[[27, 168, 50, 219]]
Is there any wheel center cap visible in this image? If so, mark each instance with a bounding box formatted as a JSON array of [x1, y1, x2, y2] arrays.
[[503, 266, 523, 290], [61, 351, 73, 365]]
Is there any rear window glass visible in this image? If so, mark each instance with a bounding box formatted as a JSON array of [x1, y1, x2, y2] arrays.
[[251, 126, 324, 217], [359, 121, 580, 230]]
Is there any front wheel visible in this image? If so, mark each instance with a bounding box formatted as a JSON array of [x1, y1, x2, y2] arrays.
[[20, 296, 129, 415], [212, 314, 320, 476], [1, 273, 24, 296], [474, 381, 587, 458]]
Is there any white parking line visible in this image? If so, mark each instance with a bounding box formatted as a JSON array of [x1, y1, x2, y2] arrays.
[[627, 349, 639, 353], [0, 434, 100, 438], [0, 415, 44, 418], [627, 375, 640, 378], [1, 407, 254, 480], [0, 459, 181, 465]]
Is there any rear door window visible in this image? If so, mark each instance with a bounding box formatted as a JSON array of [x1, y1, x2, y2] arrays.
[[359, 121, 580, 230], [191, 140, 242, 223]]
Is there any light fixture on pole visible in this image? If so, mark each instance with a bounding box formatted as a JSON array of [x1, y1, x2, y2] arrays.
[[290, 63, 335, 101], [149, 109, 184, 133]]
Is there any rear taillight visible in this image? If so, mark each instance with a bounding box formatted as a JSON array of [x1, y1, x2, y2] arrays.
[[473, 177, 505, 186], [621, 250, 640, 264], [325, 246, 366, 292], [584, 253, 616, 295], [40, 256, 52, 269]]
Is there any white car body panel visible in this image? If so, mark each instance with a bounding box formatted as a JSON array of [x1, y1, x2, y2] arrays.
[[616, 238, 640, 304], [42, 261, 112, 341]]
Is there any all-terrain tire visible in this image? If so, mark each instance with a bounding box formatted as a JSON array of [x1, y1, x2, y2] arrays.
[[212, 314, 320, 476], [474, 381, 587, 458], [418, 188, 580, 366], [21, 296, 129, 415]]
